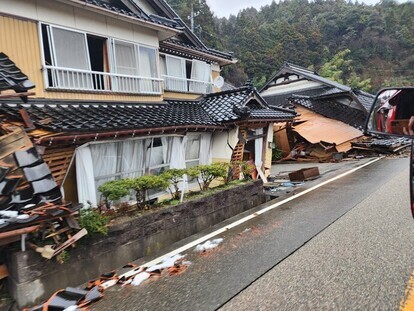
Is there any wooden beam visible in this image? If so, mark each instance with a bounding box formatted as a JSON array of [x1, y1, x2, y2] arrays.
[[0, 92, 35, 99]]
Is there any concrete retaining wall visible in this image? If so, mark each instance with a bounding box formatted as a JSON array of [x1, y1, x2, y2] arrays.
[[6, 180, 265, 308]]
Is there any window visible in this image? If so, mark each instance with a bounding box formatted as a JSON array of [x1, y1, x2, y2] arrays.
[[161, 54, 212, 93], [41, 24, 160, 94], [161, 55, 187, 92], [76, 134, 208, 205], [111, 40, 159, 93], [185, 134, 201, 168], [189, 60, 211, 93], [43, 25, 95, 89]]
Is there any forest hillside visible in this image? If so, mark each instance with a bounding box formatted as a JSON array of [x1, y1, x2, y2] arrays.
[[166, 0, 414, 92]]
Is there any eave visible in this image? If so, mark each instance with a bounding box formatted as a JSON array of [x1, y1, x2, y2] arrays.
[[160, 41, 236, 66], [34, 124, 227, 146], [56, 0, 181, 41]]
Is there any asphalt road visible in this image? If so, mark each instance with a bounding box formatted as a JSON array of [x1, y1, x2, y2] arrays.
[[91, 157, 414, 311]]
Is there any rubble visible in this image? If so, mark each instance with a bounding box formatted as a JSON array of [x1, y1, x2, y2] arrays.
[[351, 136, 411, 154]]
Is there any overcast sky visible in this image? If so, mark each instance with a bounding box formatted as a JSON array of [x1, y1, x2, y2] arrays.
[[206, 0, 383, 18]]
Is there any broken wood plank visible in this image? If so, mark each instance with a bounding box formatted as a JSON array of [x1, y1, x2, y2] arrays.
[[52, 228, 88, 257], [0, 264, 9, 280]]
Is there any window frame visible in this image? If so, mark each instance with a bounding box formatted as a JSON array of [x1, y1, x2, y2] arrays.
[[39, 23, 161, 94]]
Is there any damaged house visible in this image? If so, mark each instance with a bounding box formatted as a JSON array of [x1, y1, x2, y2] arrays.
[[260, 62, 376, 161], [0, 0, 296, 209]]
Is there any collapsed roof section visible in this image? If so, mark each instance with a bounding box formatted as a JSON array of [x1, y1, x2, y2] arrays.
[[0, 52, 35, 103], [260, 62, 375, 129]]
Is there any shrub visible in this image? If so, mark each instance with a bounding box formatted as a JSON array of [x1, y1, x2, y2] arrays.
[[79, 208, 110, 236], [187, 163, 229, 191], [129, 175, 169, 210], [161, 168, 187, 200], [98, 179, 131, 208], [236, 161, 256, 180], [272, 148, 283, 162]]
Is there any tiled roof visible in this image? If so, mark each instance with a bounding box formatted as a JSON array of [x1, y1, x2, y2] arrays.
[[0, 87, 295, 136], [84, 0, 179, 29], [261, 62, 351, 93], [262, 86, 336, 108], [354, 90, 375, 112], [199, 86, 297, 123], [290, 96, 366, 130], [0, 52, 35, 95], [160, 38, 233, 62], [0, 101, 218, 132]]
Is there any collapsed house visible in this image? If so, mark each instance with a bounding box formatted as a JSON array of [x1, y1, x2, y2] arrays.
[[0, 0, 296, 209], [260, 62, 377, 161]]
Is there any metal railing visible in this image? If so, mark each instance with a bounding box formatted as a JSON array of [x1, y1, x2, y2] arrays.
[[162, 75, 213, 94], [44, 66, 163, 95]]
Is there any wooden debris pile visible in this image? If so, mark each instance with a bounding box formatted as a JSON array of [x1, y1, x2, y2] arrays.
[[351, 137, 411, 154]]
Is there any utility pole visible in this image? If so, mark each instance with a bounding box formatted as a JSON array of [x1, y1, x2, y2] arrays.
[[188, 2, 199, 32]]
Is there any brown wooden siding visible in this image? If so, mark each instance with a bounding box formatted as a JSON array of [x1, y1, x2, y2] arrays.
[[43, 147, 75, 186]]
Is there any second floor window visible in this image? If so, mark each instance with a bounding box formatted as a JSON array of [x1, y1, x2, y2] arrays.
[[41, 24, 161, 94], [160, 54, 212, 94]]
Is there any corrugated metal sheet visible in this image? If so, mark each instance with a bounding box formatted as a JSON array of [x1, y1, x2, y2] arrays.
[[293, 106, 363, 146], [0, 15, 45, 97]]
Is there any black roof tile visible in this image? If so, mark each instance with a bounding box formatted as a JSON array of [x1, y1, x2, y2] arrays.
[[84, 0, 179, 29], [0, 52, 35, 94], [0, 89, 295, 134]]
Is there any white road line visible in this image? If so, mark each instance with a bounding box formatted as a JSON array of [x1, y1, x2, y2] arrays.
[[140, 157, 383, 268]]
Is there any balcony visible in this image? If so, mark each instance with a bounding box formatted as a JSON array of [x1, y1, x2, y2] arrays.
[[162, 75, 213, 94], [44, 66, 163, 95]]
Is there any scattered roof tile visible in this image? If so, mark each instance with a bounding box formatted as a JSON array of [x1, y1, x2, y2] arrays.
[[0, 52, 35, 95]]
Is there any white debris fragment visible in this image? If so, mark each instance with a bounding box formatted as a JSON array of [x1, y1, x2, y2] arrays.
[[16, 214, 30, 220], [131, 272, 151, 286], [194, 238, 224, 253], [0, 211, 18, 218], [146, 254, 185, 272], [243, 228, 252, 233]]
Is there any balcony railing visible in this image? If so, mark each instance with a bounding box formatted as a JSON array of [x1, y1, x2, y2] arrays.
[[162, 75, 213, 94], [44, 66, 163, 95]]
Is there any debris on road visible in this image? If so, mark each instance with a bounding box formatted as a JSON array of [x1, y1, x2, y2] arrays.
[[351, 136, 411, 154], [194, 238, 224, 253], [25, 253, 192, 309], [288, 167, 320, 182]]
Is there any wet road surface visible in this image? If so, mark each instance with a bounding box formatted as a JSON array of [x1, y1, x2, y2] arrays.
[[91, 157, 414, 310]]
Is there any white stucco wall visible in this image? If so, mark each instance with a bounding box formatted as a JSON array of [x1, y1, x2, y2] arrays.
[[1, 0, 159, 47], [211, 128, 239, 162]]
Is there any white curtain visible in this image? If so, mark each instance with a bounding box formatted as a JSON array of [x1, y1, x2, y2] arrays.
[[120, 140, 144, 179], [161, 137, 170, 165], [170, 136, 187, 169], [199, 133, 212, 165], [190, 60, 211, 93], [90, 143, 119, 201], [139, 46, 158, 92], [114, 41, 137, 75], [255, 128, 264, 176], [75, 146, 97, 207], [166, 55, 186, 91]]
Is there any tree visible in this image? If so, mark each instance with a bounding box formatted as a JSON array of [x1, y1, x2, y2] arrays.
[[161, 168, 187, 200], [187, 163, 229, 191], [98, 179, 131, 209], [319, 49, 372, 91], [129, 176, 169, 210]]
